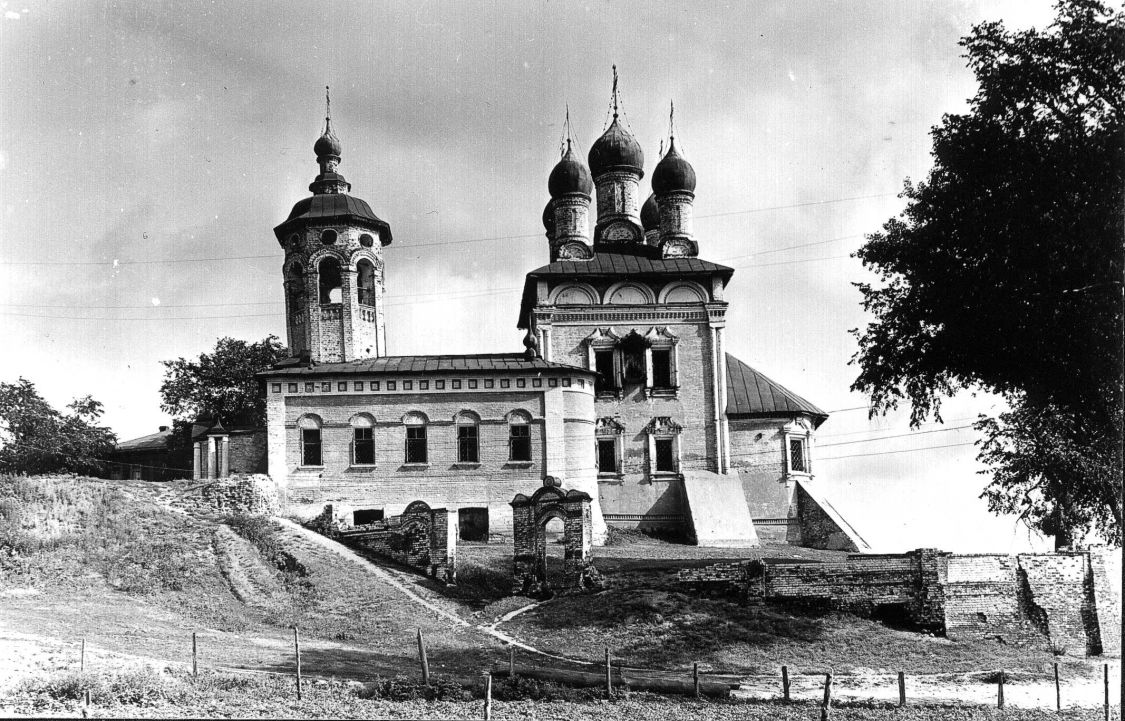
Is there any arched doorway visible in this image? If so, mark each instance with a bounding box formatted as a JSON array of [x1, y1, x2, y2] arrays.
[[511, 481, 602, 597]]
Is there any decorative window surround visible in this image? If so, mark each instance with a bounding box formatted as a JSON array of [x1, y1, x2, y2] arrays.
[[645, 416, 683, 480], [595, 416, 625, 479], [783, 418, 814, 478]]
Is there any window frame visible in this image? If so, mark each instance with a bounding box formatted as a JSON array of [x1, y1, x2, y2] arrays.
[[645, 416, 683, 479], [457, 424, 479, 464], [403, 412, 429, 465], [301, 427, 322, 467], [352, 426, 375, 466], [595, 417, 625, 479]]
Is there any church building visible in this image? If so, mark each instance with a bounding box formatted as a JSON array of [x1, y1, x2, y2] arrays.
[[257, 87, 868, 551]]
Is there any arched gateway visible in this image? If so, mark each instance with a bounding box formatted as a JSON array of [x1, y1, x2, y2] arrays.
[[510, 479, 602, 596]]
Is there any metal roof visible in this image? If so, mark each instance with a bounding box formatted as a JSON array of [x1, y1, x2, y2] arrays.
[[114, 428, 172, 453], [725, 353, 828, 427], [274, 193, 392, 242], [260, 353, 593, 377]]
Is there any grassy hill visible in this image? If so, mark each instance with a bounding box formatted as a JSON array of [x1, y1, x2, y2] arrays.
[[0, 475, 1117, 719]]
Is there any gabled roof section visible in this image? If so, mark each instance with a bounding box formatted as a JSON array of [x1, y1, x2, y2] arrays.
[[259, 353, 593, 377], [519, 251, 733, 328], [114, 428, 172, 453], [725, 353, 828, 427]]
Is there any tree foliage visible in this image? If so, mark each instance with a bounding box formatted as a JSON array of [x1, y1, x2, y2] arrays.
[[851, 0, 1124, 544], [0, 378, 117, 475], [159, 335, 288, 428]]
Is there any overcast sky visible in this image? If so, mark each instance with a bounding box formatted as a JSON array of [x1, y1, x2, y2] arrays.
[[0, 1, 1063, 552]]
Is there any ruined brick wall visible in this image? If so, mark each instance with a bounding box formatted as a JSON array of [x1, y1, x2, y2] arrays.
[[1089, 547, 1122, 654], [1018, 553, 1099, 655], [317, 501, 457, 583], [795, 483, 859, 552], [764, 553, 921, 615], [173, 474, 282, 516], [677, 559, 760, 597], [941, 554, 1031, 641]]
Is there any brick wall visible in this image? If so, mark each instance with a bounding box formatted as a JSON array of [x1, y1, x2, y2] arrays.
[[795, 483, 859, 551], [172, 474, 282, 516], [228, 431, 268, 475], [676, 548, 1122, 654], [315, 500, 457, 583]]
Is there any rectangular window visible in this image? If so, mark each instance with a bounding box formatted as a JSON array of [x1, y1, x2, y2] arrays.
[[500, 379, 510, 388], [533, 378, 542, 388], [338, 381, 348, 392], [405, 426, 427, 464], [594, 350, 616, 393], [371, 381, 379, 391], [288, 383, 298, 393], [420, 380, 428, 390], [321, 382, 332, 393], [597, 438, 618, 474], [301, 428, 322, 466], [305, 382, 315, 393], [469, 380, 478, 389], [484, 379, 494, 389], [458, 426, 479, 463], [509, 425, 531, 462], [436, 380, 445, 390], [272, 383, 282, 394], [353, 428, 375, 465], [387, 380, 396, 391], [655, 438, 676, 473], [353, 508, 384, 525], [517, 378, 526, 388], [403, 380, 413, 390], [790, 438, 807, 473], [453, 380, 462, 389], [354, 381, 364, 391], [652, 350, 673, 388], [562, 378, 571, 387], [549, 378, 558, 387]]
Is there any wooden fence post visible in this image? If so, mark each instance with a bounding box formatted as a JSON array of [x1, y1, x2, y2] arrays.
[[1054, 662, 1060, 712], [997, 670, 1004, 709], [417, 629, 430, 686], [693, 662, 700, 698], [192, 633, 198, 679], [604, 646, 612, 699], [484, 673, 492, 721], [820, 672, 832, 721], [781, 665, 790, 703], [80, 637, 85, 673], [293, 626, 302, 701], [898, 671, 906, 707], [1104, 663, 1109, 721], [509, 646, 515, 680]]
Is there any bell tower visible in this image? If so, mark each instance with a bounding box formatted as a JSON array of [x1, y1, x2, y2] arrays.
[[273, 89, 393, 362]]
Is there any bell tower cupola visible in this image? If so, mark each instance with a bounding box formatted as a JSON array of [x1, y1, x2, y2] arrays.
[[274, 88, 393, 363], [652, 102, 698, 258]]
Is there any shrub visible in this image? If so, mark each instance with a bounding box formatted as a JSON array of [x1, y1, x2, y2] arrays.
[[19, 667, 177, 707], [353, 674, 468, 702], [490, 675, 601, 702]]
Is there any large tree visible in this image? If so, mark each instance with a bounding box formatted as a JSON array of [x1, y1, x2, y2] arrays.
[[851, 0, 1124, 545], [159, 335, 288, 428], [0, 378, 117, 476]]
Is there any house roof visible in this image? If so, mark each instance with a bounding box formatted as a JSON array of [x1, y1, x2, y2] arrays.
[[519, 251, 734, 327], [260, 353, 593, 377], [725, 353, 828, 427], [114, 428, 172, 453]]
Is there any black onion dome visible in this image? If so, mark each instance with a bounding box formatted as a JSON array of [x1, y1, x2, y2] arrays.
[[588, 117, 644, 177], [542, 200, 556, 231], [652, 139, 696, 194], [640, 193, 659, 231], [314, 119, 342, 158], [548, 145, 593, 197]]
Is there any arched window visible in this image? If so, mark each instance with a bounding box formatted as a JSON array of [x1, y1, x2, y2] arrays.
[[357, 259, 377, 307], [507, 410, 532, 462], [297, 415, 323, 466], [455, 411, 480, 463], [403, 411, 428, 464], [351, 414, 375, 466], [318, 257, 342, 304]]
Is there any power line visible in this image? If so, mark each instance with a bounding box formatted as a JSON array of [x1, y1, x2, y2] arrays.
[[0, 191, 894, 266], [817, 440, 978, 461]]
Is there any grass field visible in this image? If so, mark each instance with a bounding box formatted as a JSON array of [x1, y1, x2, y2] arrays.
[[0, 474, 1119, 718]]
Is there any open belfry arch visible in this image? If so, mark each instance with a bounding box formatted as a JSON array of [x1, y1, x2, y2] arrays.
[[261, 76, 866, 552]]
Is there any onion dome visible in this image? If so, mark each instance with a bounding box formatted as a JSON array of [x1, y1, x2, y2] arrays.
[[652, 138, 696, 194], [548, 143, 593, 197], [640, 193, 659, 231], [542, 200, 556, 232], [588, 116, 644, 177], [314, 118, 342, 158]]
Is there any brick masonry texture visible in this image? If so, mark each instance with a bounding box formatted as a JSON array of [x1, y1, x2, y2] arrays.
[[312, 500, 457, 583], [677, 547, 1122, 656], [171, 474, 282, 516], [511, 484, 602, 596]]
